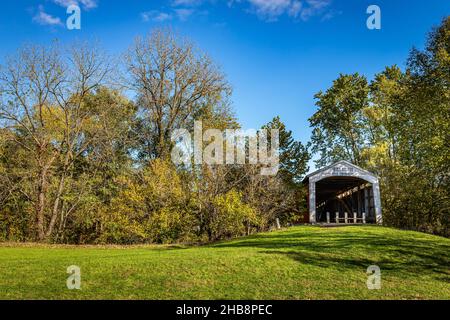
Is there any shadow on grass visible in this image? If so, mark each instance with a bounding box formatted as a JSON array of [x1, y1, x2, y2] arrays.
[[211, 227, 450, 280]]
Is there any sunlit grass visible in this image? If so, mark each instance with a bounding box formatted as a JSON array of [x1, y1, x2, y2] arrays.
[[0, 225, 449, 299]]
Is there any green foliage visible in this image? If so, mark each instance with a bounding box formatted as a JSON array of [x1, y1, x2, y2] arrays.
[[209, 190, 259, 240], [99, 159, 195, 244], [1, 20, 448, 244], [310, 17, 450, 237], [262, 116, 310, 188], [379, 17, 449, 237], [310, 73, 369, 167]]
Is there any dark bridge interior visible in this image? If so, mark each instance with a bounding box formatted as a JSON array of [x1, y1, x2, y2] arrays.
[[315, 177, 376, 223]]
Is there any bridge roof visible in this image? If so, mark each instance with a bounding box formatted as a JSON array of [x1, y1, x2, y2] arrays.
[[302, 160, 378, 184]]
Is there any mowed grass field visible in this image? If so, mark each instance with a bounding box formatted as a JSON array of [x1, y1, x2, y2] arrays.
[[0, 225, 449, 300]]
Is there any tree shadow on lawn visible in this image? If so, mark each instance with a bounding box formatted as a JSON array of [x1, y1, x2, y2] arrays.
[[212, 228, 450, 280], [258, 249, 449, 280]]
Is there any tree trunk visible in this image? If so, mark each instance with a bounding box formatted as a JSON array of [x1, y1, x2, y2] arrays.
[[36, 166, 48, 241], [45, 151, 71, 240], [45, 172, 66, 239]]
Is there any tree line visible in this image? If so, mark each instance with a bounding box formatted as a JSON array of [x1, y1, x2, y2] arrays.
[[0, 30, 309, 243], [0, 18, 448, 243], [310, 17, 449, 237]]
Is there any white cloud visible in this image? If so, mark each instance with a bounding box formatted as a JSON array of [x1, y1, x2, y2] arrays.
[[172, 0, 203, 6], [32, 5, 63, 26], [247, 0, 332, 21], [247, 0, 291, 21], [52, 0, 98, 10], [144, 0, 334, 23], [174, 8, 195, 21], [300, 0, 332, 21], [288, 1, 302, 18], [141, 5, 208, 23], [320, 9, 341, 22], [141, 10, 173, 22]]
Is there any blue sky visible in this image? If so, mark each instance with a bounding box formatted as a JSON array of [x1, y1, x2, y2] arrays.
[[0, 0, 449, 151]]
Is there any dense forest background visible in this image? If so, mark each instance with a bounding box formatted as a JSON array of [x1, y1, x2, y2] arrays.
[[0, 17, 448, 243]]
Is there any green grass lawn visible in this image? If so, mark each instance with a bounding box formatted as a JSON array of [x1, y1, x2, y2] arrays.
[[0, 225, 449, 299]]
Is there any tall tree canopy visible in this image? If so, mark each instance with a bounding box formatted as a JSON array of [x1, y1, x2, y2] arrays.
[[262, 116, 310, 188], [309, 73, 369, 167], [126, 29, 232, 161], [309, 17, 450, 236]]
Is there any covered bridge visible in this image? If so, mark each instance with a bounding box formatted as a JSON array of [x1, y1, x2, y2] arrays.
[[302, 160, 382, 224]]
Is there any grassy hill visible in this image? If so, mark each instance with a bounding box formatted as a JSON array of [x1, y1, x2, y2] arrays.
[[0, 225, 449, 299]]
